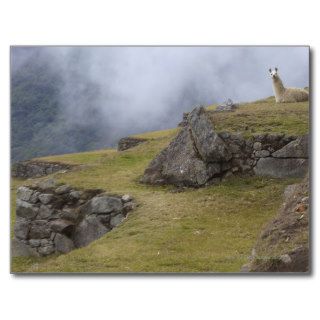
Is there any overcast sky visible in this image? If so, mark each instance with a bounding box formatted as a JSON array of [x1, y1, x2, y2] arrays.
[[12, 46, 309, 147]]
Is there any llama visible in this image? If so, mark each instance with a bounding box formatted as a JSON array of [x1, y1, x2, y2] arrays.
[[269, 67, 309, 103]]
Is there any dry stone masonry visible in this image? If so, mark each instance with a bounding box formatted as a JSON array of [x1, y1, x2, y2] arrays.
[[12, 160, 73, 178], [118, 137, 148, 151], [215, 98, 239, 112], [141, 106, 309, 187], [12, 179, 136, 257]]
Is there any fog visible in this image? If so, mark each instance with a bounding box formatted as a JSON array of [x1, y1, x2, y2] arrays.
[[12, 46, 309, 151]]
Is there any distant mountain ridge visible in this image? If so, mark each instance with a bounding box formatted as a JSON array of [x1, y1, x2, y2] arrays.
[[11, 51, 109, 162]]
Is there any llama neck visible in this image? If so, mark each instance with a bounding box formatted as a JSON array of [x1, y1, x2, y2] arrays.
[[272, 76, 285, 97]]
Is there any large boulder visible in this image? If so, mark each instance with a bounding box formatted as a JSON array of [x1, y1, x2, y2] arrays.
[[17, 186, 34, 202], [141, 125, 221, 186], [88, 195, 123, 214], [188, 107, 232, 162], [141, 106, 227, 187], [16, 200, 39, 220], [37, 205, 54, 219], [14, 219, 30, 240], [38, 193, 54, 204], [73, 215, 111, 248], [272, 135, 308, 158], [54, 233, 75, 253], [29, 220, 51, 239], [254, 158, 308, 178]]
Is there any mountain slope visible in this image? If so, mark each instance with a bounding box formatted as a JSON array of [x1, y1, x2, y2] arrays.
[[11, 49, 112, 162], [11, 97, 309, 272], [11, 56, 61, 161]]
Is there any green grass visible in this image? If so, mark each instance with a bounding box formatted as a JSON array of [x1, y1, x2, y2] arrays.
[[207, 97, 309, 138], [132, 127, 179, 140], [11, 96, 308, 273]]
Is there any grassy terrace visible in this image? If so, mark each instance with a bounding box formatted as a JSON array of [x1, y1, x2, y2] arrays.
[[11, 97, 309, 272], [208, 96, 309, 138]]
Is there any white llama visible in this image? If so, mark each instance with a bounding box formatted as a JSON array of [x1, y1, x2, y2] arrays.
[[269, 67, 309, 103]]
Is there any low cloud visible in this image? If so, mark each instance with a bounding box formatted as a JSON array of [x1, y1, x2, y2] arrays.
[[12, 46, 309, 149]]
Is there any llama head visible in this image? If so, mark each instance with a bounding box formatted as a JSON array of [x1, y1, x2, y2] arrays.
[[269, 67, 279, 80]]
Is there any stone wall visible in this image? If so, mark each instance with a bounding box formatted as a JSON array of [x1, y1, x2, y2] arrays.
[[141, 106, 309, 187], [12, 179, 136, 257], [118, 137, 147, 151], [215, 99, 239, 112], [220, 132, 308, 179], [12, 161, 73, 178]]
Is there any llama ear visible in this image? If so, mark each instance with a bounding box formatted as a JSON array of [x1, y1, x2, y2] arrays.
[[269, 68, 272, 73], [275, 67, 278, 72]]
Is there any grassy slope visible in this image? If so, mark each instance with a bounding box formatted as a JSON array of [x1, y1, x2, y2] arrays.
[[11, 97, 309, 273], [208, 96, 309, 138]]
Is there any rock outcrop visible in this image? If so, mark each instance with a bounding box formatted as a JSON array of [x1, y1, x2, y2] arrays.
[[118, 137, 147, 151], [12, 161, 73, 178], [243, 176, 309, 272], [141, 107, 231, 187], [12, 180, 136, 257], [215, 99, 239, 112], [178, 112, 190, 127], [141, 106, 309, 187]]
